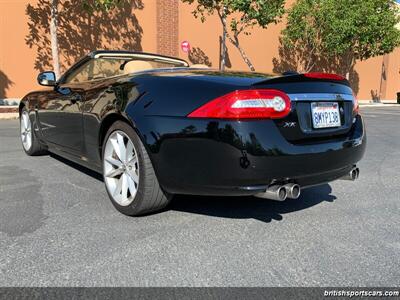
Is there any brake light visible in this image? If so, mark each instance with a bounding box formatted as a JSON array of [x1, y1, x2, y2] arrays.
[[187, 89, 291, 119], [353, 92, 359, 114], [304, 73, 346, 81]]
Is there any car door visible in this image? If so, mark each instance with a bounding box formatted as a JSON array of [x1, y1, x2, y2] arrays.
[[36, 58, 97, 156], [37, 55, 131, 159], [37, 83, 85, 155]]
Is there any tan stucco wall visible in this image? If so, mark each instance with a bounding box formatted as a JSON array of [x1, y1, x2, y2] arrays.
[[0, 0, 156, 99], [178, 0, 284, 73], [0, 0, 399, 100], [0, 0, 37, 99], [178, 0, 400, 100]]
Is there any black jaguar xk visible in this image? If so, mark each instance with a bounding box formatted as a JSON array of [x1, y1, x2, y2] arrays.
[[19, 51, 366, 216]]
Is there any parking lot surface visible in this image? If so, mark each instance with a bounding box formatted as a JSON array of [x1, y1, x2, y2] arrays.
[[0, 106, 399, 286]]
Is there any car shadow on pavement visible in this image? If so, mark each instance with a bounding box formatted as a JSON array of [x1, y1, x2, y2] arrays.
[[49, 153, 104, 181], [169, 184, 336, 223], [48, 153, 336, 223]]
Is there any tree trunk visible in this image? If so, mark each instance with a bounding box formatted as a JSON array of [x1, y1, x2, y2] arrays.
[[344, 53, 354, 81], [226, 34, 255, 71], [50, 0, 61, 79], [236, 43, 255, 71], [220, 7, 227, 71], [216, 10, 255, 72]]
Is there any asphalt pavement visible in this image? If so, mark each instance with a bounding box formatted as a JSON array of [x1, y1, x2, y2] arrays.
[[0, 106, 399, 287]]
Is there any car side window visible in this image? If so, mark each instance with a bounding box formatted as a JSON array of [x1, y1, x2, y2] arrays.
[[64, 58, 126, 84]]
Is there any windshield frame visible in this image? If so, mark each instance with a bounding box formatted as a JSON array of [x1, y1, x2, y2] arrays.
[[57, 51, 189, 85]]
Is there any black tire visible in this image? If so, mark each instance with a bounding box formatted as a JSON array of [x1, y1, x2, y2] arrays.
[[102, 121, 171, 216], [20, 108, 47, 156]]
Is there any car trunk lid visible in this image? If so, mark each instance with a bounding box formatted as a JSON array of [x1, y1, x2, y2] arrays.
[[252, 74, 356, 143]]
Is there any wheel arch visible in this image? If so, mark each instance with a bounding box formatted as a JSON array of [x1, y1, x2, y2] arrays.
[[99, 113, 128, 157], [98, 112, 147, 160]]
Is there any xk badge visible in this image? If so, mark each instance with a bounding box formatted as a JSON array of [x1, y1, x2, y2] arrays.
[[283, 122, 297, 128]]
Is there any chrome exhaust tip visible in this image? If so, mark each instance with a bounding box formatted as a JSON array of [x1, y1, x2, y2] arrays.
[[284, 183, 301, 199], [255, 185, 287, 201], [340, 167, 360, 181]]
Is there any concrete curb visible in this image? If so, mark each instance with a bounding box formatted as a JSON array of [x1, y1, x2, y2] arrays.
[[0, 106, 18, 113], [360, 103, 399, 108], [0, 106, 19, 119], [0, 113, 19, 120]]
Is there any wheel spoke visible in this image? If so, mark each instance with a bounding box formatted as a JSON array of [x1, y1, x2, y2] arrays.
[[127, 169, 139, 184], [116, 133, 126, 163], [105, 156, 122, 168], [26, 134, 32, 148], [105, 167, 123, 178], [23, 114, 29, 130], [113, 175, 123, 197], [121, 173, 128, 201], [128, 154, 138, 166], [110, 137, 122, 162], [127, 176, 137, 196], [126, 140, 134, 162]]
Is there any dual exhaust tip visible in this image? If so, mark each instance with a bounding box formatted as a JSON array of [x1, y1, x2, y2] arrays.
[[255, 183, 301, 202], [255, 166, 360, 201]]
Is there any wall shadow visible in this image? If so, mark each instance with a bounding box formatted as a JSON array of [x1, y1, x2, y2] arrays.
[[218, 36, 232, 69], [224, 46, 232, 69], [0, 70, 14, 100], [25, 0, 144, 74], [272, 39, 360, 95], [370, 90, 380, 102], [170, 184, 336, 223], [188, 47, 212, 67]]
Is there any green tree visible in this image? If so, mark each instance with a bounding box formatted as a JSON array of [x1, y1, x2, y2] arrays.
[[182, 0, 285, 71], [281, 0, 400, 78], [82, 0, 126, 13]]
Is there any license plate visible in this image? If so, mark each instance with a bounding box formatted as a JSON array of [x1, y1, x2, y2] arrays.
[[311, 102, 341, 129]]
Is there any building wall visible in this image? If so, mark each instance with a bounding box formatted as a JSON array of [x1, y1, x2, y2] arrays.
[[178, 0, 400, 101], [0, 0, 36, 100], [178, 0, 285, 73], [0, 0, 156, 99], [0, 0, 399, 101], [157, 0, 179, 56]]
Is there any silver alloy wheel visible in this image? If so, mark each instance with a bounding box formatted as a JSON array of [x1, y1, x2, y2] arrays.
[[103, 130, 139, 206], [20, 111, 32, 151]]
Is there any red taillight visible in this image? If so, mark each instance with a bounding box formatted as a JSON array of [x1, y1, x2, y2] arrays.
[[187, 89, 291, 119], [353, 92, 359, 114], [304, 72, 346, 81]]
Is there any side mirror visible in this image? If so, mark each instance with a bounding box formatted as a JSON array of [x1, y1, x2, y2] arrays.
[[37, 71, 56, 86]]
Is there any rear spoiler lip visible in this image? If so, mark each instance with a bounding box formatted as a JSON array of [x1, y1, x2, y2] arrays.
[[251, 73, 350, 87], [287, 93, 354, 102]]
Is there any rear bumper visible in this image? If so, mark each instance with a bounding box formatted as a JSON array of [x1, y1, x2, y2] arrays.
[[138, 114, 366, 196]]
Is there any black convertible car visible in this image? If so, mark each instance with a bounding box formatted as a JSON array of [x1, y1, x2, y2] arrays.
[[20, 51, 366, 216]]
